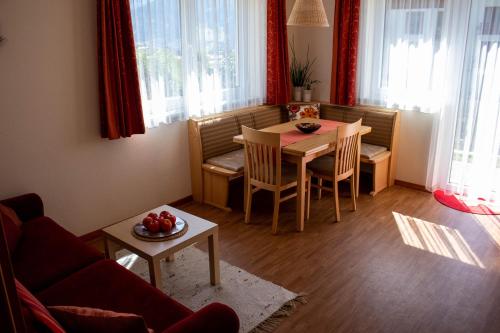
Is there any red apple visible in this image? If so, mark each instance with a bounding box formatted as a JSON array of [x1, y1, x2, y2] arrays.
[[146, 219, 160, 233], [159, 210, 169, 218], [142, 216, 154, 228], [147, 212, 158, 219], [165, 212, 176, 224], [159, 218, 172, 232]]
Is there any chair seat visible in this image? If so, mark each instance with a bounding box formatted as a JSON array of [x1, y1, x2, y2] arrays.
[[307, 156, 334, 177], [281, 163, 313, 185], [361, 143, 387, 160], [205, 149, 245, 172]]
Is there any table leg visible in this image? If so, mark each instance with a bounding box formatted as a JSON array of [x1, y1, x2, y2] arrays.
[[243, 165, 249, 212], [148, 257, 162, 288], [104, 237, 120, 260], [296, 158, 306, 232], [208, 231, 220, 285], [166, 254, 175, 262], [356, 136, 361, 198]]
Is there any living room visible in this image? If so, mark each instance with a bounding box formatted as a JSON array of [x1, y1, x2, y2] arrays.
[[1, 0, 499, 332]]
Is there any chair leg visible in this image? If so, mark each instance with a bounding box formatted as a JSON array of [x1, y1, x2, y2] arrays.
[[317, 178, 323, 200], [244, 184, 253, 224], [271, 191, 280, 235], [350, 177, 357, 211], [333, 180, 341, 222], [306, 177, 311, 220]]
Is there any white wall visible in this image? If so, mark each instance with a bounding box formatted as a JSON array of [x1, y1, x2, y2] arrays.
[[287, 0, 334, 101], [287, 0, 432, 186], [0, 0, 192, 236]]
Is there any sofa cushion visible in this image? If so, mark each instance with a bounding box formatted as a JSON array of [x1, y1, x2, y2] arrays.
[[253, 107, 285, 129], [48, 306, 153, 333], [0, 204, 22, 254], [361, 143, 388, 160], [199, 116, 241, 161], [15, 279, 65, 333], [36, 260, 193, 333], [205, 149, 245, 172], [12, 216, 103, 292], [0, 203, 23, 227], [0, 193, 44, 223]]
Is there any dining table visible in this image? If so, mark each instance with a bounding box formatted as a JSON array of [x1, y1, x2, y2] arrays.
[[233, 117, 372, 232]]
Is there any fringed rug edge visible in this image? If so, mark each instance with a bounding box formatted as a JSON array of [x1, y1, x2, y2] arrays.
[[248, 294, 308, 333]]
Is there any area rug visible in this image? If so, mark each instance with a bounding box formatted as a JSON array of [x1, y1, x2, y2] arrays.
[[434, 189, 500, 215], [116, 247, 305, 333]]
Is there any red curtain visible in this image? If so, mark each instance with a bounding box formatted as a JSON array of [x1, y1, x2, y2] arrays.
[[266, 0, 291, 105], [330, 0, 360, 106], [97, 0, 145, 140]]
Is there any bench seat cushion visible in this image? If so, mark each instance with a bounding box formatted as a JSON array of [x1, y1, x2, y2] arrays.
[[205, 149, 245, 172], [361, 143, 388, 160]]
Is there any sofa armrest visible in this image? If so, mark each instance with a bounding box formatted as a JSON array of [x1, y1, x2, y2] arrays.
[[0, 193, 44, 223], [161, 303, 239, 333]]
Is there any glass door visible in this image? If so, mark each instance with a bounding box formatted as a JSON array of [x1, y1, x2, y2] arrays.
[[450, 1, 500, 200]]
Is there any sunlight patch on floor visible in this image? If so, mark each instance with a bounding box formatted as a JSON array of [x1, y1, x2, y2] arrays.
[[474, 214, 500, 249], [117, 253, 139, 269], [393, 212, 484, 268]]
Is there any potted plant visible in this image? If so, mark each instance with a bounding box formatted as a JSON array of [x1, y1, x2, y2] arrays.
[[290, 41, 317, 102], [303, 79, 320, 102]]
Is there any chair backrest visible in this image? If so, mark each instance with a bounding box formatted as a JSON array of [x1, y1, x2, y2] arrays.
[[335, 119, 362, 180], [242, 126, 281, 186]]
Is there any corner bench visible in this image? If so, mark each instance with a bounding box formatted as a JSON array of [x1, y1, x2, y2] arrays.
[[188, 105, 286, 210], [320, 104, 400, 195], [188, 104, 400, 210]]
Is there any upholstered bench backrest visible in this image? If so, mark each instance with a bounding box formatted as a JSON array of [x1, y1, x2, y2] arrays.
[[196, 105, 286, 161], [320, 104, 397, 149], [199, 117, 241, 161]]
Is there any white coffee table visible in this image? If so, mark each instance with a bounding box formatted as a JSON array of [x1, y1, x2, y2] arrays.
[[102, 205, 220, 288]]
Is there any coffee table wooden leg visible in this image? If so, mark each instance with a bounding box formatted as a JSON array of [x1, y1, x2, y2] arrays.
[[148, 257, 162, 288], [104, 237, 120, 260], [166, 254, 175, 262], [208, 231, 220, 285]]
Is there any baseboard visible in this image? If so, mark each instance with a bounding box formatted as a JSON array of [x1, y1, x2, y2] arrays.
[[79, 195, 194, 243], [169, 195, 194, 207], [394, 180, 430, 193]]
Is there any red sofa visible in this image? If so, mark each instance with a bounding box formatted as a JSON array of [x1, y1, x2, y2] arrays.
[[1, 193, 239, 333]]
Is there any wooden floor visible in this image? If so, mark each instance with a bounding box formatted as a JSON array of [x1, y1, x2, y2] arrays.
[[176, 184, 500, 333]]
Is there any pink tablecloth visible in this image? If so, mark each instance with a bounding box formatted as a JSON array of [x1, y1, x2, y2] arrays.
[[280, 119, 345, 147]]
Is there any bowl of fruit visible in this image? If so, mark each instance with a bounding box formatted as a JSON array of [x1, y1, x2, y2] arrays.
[[295, 122, 322, 134], [132, 210, 188, 241]]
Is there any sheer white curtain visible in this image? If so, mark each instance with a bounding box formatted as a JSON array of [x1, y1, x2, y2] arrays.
[[358, 0, 500, 201], [358, 0, 468, 112], [130, 0, 267, 127], [447, 1, 500, 201]]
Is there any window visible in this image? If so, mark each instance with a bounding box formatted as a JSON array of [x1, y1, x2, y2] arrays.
[[130, 0, 267, 127], [359, 0, 500, 199]]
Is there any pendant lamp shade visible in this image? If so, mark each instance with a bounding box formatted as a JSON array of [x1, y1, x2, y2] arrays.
[[287, 0, 330, 27]]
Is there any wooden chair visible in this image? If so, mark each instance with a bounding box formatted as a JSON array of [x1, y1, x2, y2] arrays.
[[308, 119, 362, 221], [242, 126, 312, 234]]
